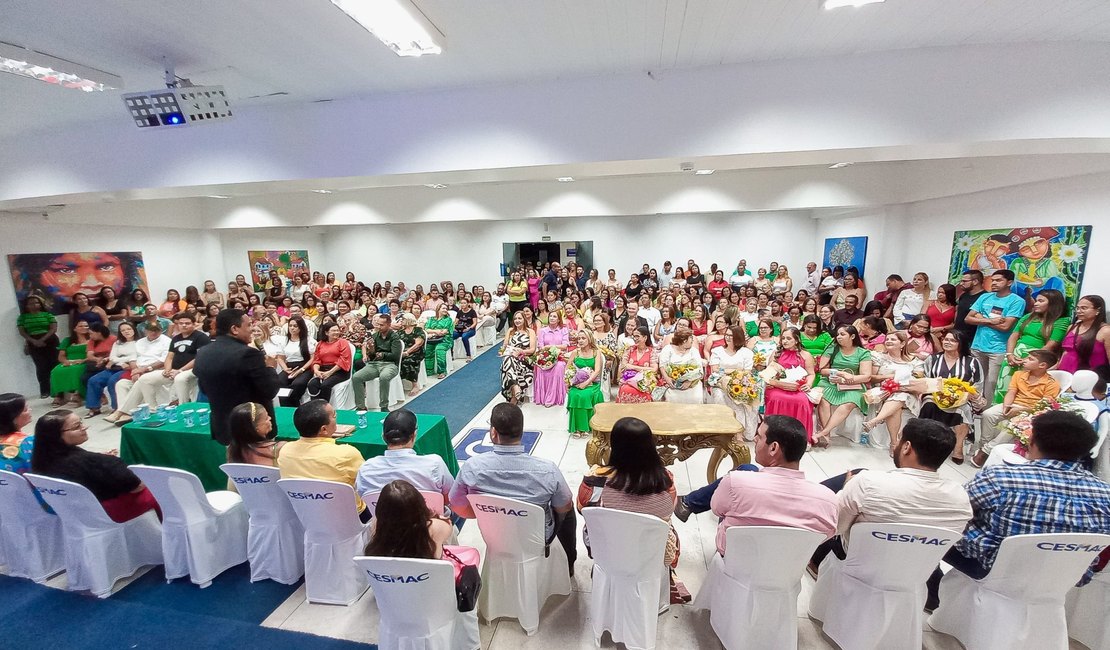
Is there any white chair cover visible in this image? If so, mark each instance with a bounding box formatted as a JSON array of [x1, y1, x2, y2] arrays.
[[24, 473, 163, 597], [354, 556, 480, 650], [476, 324, 497, 348], [1048, 369, 1074, 393], [582, 507, 670, 650], [1094, 410, 1110, 482], [809, 523, 962, 650], [278, 478, 370, 605], [453, 338, 467, 360], [928, 532, 1110, 650], [388, 358, 406, 406], [693, 525, 825, 650], [467, 494, 571, 635], [984, 443, 1029, 468], [1065, 570, 1110, 650], [130, 465, 248, 587], [831, 409, 866, 444], [0, 470, 65, 583], [220, 464, 304, 584]]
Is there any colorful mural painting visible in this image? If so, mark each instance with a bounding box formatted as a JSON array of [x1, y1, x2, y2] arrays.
[[247, 250, 311, 292], [8, 251, 149, 314]]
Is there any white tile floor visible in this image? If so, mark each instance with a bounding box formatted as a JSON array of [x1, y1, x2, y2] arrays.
[[27, 344, 1090, 649]]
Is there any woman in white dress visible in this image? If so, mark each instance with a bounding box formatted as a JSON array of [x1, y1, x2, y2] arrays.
[[863, 330, 926, 454], [658, 328, 705, 404], [709, 325, 758, 440]]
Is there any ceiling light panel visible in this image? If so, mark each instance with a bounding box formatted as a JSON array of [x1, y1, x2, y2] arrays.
[[823, 0, 885, 9], [330, 0, 445, 57], [0, 40, 121, 92], [557, 177, 575, 182]]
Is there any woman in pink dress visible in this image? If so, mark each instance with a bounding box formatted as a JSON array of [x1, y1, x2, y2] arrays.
[[763, 328, 817, 441], [617, 326, 659, 403], [533, 310, 570, 407], [526, 268, 541, 310]]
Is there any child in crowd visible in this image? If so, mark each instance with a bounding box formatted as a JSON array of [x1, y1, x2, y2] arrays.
[[972, 348, 1060, 467]]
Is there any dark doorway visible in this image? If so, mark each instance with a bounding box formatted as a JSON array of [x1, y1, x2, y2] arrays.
[[518, 242, 561, 269]]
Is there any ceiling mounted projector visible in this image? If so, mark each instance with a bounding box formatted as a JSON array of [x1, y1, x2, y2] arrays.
[[122, 59, 232, 129]]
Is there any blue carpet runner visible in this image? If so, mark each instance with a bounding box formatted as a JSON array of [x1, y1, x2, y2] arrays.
[[405, 343, 503, 438]]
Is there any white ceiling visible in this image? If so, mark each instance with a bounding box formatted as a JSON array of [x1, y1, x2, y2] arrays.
[[3, 0, 1110, 139]]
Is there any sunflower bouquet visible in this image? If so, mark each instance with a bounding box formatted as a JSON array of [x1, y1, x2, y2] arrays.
[[665, 361, 703, 390], [751, 351, 768, 369], [530, 346, 563, 371], [637, 369, 661, 395], [724, 370, 761, 406], [931, 377, 978, 412]]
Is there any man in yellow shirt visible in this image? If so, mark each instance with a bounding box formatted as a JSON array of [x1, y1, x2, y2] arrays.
[[278, 399, 368, 522]]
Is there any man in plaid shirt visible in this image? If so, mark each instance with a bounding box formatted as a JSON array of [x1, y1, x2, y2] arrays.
[[927, 409, 1110, 609]]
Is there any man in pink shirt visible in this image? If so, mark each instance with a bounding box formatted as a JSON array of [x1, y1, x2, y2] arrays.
[[710, 415, 838, 556]]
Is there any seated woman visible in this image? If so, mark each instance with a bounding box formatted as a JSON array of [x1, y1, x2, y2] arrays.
[[396, 313, 426, 397], [226, 402, 284, 468], [746, 318, 780, 370], [301, 293, 323, 326], [200, 280, 224, 308], [423, 304, 455, 379], [31, 409, 160, 523], [577, 416, 687, 603], [812, 325, 873, 448], [707, 326, 757, 438], [891, 272, 931, 329], [617, 326, 659, 404], [452, 296, 478, 362], [500, 311, 536, 405], [567, 329, 604, 439], [276, 317, 317, 407], [158, 289, 186, 318], [856, 315, 888, 351], [702, 315, 730, 359], [0, 393, 35, 474], [98, 287, 128, 333], [476, 292, 498, 338], [365, 479, 454, 563], [659, 328, 705, 404], [85, 322, 136, 417], [862, 330, 926, 455], [70, 292, 108, 330], [905, 314, 935, 360], [50, 320, 91, 407], [534, 310, 571, 407], [917, 331, 984, 464], [306, 322, 352, 402], [763, 328, 816, 443]]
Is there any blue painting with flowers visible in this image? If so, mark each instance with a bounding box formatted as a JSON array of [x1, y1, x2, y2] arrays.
[[822, 236, 868, 278], [948, 225, 1092, 308]]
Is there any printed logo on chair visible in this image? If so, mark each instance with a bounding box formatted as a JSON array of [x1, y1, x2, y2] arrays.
[[453, 428, 541, 462]]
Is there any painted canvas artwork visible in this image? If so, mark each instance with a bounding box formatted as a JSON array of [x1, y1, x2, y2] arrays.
[[247, 250, 310, 292], [8, 251, 149, 314], [948, 226, 1092, 306], [822, 236, 868, 278]]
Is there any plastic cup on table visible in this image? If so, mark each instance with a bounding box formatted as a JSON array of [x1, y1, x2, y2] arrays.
[[167, 405, 178, 423], [182, 410, 196, 428], [357, 410, 367, 429], [130, 407, 146, 425], [197, 408, 210, 426], [137, 403, 150, 421]]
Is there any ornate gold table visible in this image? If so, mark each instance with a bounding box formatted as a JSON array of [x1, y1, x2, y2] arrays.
[[586, 403, 750, 484]]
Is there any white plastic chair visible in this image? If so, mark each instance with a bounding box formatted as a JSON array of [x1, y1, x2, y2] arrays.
[[219, 464, 304, 584], [928, 532, 1110, 650], [388, 358, 405, 406], [365, 489, 445, 516], [278, 478, 370, 605], [476, 323, 497, 348], [467, 494, 571, 635], [693, 526, 825, 650], [1065, 569, 1110, 650], [809, 523, 962, 650], [24, 473, 163, 597], [130, 465, 248, 587], [1048, 369, 1074, 393], [1093, 409, 1110, 481], [0, 470, 65, 583], [582, 507, 670, 650], [354, 556, 480, 650]]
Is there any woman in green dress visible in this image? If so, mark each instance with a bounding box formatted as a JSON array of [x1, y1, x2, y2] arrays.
[[813, 325, 873, 448], [423, 303, 454, 379], [993, 288, 1068, 403], [799, 315, 833, 385], [567, 329, 604, 439], [398, 313, 426, 396], [50, 320, 92, 406]]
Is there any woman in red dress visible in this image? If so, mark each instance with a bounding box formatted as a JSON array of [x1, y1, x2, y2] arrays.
[[616, 326, 658, 403]]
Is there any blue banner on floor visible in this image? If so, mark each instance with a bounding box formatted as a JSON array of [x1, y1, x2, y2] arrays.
[[454, 428, 542, 461]]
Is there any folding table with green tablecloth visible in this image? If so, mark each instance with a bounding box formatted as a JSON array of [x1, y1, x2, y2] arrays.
[[119, 402, 458, 491]]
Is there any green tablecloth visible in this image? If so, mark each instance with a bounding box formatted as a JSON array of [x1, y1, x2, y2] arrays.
[[119, 403, 458, 492]]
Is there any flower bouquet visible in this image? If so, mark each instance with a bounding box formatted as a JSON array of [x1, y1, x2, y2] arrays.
[[598, 342, 618, 361], [751, 351, 768, 369], [1001, 395, 1080, 456], [531, 346, 563, 371], [866, 378, 904, 405], [565, 366, 593, 388], [665, 362, 703, 390], [724, 370, 761, 406], [930, 377, 978, 412]]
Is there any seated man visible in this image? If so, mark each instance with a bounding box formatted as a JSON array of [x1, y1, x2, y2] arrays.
[[355, 408, 455, 522], [129, 311, 209, 407], [808, 418, 973, 576], [351, 314, 402, 412], [278, 399, 369, 523], [927, 410, 1110, 607], [449, 402, 576, 574], [104, 321, 172, 424], [710, 415, 838, 556]]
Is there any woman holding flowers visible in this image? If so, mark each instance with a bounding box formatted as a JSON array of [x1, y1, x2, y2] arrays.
[[763, 328, 816, 442], [746, 318, 780, 371], [708, 325, 758, 439], [813, 325, 873, 448], [500, 311, 536, 405], [659, 328, 705, 404], [918, 331, 984, 463], [862, 330, 926, 455], [617, 326, 659, 404], [566, 330, 604, 438], [534, 310, 571, 407]]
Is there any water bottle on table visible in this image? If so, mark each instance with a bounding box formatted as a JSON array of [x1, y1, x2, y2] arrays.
[[357, 410, 367, 429]]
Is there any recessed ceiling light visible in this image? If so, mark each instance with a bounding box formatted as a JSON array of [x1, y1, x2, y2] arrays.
[[823, 0, 884, 9], [828, 162, 854, 169], [312, 189, 334, 194], [424, 183, 448, 189], [694, 169, 716, 175], [556, 177, 575, 183], [205, 194, 231, 199], [330, 0, 445, 57], [0, 40, 121, 92]]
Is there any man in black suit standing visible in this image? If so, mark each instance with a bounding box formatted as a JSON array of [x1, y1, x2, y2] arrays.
[[194, 308, 280, 445]]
